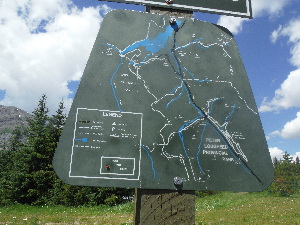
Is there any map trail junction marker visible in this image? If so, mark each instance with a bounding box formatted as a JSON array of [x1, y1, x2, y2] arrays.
[[53, 1, 273, 224]]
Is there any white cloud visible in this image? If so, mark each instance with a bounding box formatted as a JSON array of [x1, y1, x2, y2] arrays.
[[251, 0, 292, 18], [259, 69, 300, 112], [269, 130, 281, 138], [271, 18, 300, 66], [270, 25, 283, 43], [281, 112, 300, 139], [217, 16, 246, 34], [269, 147, 284, 160], [217, 0, 292, 35], [268, 112, 300, 140], [259, 18, 300, 112], [0, 0, 111, 113]]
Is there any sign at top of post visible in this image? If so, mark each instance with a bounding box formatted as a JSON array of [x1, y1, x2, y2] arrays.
[[99, 0, 252, 18]]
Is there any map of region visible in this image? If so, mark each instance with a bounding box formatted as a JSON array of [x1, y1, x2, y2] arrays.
[[53, 10, 273, 191]]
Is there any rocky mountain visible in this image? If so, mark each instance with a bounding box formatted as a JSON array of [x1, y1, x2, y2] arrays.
[[0, 105, 31, 150]]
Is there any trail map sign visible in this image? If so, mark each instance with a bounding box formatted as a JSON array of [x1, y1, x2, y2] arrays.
[[53, 10, 273, 191], [99, 0, 252, 18]]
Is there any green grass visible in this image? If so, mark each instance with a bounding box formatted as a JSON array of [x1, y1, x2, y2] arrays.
[[1, 192, 299, 224], [0, 202, 134, 225], [195, 192, 300, 224]]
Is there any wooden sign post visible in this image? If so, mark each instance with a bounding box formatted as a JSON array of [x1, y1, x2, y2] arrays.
[[134, 189, 195, 224]]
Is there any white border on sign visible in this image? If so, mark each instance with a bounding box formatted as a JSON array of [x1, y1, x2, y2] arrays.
[[100, 156, 136, 175], [122, 0, 252, 17], [68, 108, 142, 181]]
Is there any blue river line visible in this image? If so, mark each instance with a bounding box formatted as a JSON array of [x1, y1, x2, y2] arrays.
[[181, 66, 199, 80], [141, 145, 157, 180], [170, 84, 182, 94], [166, 83, 184, 109], [107, 22, 183, 113], [121, 21, 182, 55], [168, 47, 181, 75], [181, 66, 212, 84], [197, 123, 208, 174], [110, 56, 124, 112], [178, 116, 203, 158], [221, 104, 236, 130], [209, 98, 221, 115]]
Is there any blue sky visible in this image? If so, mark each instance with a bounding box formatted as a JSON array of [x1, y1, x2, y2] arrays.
[[0, 0, 300, 160]]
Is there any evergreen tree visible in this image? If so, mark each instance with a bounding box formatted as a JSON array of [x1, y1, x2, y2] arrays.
[[26, 94, 51, 171], [295, 156, 300, 165], [282, 151, 293, 163], [47, 100, 66, 164], [25, 96, 67, 204], [0, 149, 13, 205], [50, 101, 66, 142], [0, 95, 58, 205], [0, 125, 30, 204], [0, 95, 134, 206], [0, 143, 33, 204], [9, 126, 25, 151], [268, 151, 299, 196], [273, 157, 279, 166], [12, 94, 53, 204]]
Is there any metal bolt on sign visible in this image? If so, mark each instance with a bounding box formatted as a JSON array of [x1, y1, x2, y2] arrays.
[[169, 17, 177, 25], [165, 0, 174, 4], [174, 177, 183, 186]]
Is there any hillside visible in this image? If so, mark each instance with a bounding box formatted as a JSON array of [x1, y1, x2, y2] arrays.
[[0, 105, 31, 149]]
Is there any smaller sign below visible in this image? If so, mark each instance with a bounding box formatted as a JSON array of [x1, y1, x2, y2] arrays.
[[99, 0, 252, 18]]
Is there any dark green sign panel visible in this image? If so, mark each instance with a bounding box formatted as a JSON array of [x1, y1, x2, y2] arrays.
[[53, 9, 273, 191], [99, 0, 252, 18]]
